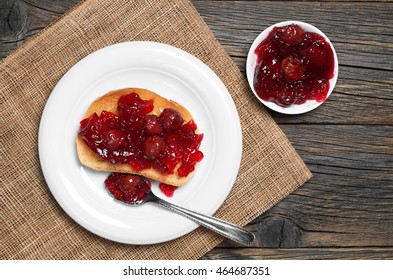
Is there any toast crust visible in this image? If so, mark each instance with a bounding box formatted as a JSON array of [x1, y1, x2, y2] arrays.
[[76, 88, 197, 186]]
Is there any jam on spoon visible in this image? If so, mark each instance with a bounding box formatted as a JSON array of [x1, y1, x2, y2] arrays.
[[104, 172, 255, 245], [105, 172, 178, 199], [253, 23, 335, 107], [105, 172, 151, 204]]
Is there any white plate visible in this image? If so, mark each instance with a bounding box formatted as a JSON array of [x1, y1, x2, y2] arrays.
[[39, 42, 242, 244]]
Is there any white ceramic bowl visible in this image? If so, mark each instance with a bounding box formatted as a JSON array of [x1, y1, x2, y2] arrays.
[[246, 21, 339, 114]]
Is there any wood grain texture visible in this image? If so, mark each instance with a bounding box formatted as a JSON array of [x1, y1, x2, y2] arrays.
[[192, 1, 393, 259], [0, 0, 81, 59], [214, 125, 393, 249], [193, 0, 393, 125], [202, 248, 393, 260], [1, 0, 392, 259], [194, 1, 393, 70]]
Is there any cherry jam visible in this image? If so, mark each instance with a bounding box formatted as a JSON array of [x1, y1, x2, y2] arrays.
[[78, 92, 204, 177], [159, 183, 177, 197], [105, 173, 151, 203], [253, 24, 335, 107]]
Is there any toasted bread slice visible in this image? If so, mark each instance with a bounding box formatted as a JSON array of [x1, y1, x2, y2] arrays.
[[76, 88, 197, 186]]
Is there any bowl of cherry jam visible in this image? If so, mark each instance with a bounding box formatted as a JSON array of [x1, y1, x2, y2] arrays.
[[246, 21, 338, 114]]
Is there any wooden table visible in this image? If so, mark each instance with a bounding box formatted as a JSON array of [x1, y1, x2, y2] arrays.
[[1, 0, 392, 259]]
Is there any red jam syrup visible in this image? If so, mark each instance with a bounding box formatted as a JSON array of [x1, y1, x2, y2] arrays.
[[105, 173, 151, 203], [253, 24, 335, 107], [78, 92, 204, 177], [159, 183, 177, 197]]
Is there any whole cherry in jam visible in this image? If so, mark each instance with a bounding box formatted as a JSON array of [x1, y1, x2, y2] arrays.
[[145, 135, 166, 158], [281, 57, 304, 82], [159, 108, 184, 132], [144, 115, 162, 134], [78, 92, 204, 177], [102, 129, 125, 150], [253, 24, 335, 107], [105, 173, 151, 204], [281, 24, 305, 46]]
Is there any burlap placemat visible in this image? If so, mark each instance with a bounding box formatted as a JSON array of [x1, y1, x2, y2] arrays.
[[0, 0, 311, 260]]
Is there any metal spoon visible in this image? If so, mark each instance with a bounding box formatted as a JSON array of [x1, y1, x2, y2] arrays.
[[114, 188, 255, 246]]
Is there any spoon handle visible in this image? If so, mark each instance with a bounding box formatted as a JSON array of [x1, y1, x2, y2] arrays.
[[149, 194, 255, 246]]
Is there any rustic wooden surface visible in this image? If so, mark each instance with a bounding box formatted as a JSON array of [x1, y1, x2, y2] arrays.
[[1, 0, 392, 259]]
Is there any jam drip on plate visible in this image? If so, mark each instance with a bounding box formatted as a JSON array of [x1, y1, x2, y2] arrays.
[[78, 92, 204, 177], [159, 182, 177, 197], [253, 24, 335, 107]]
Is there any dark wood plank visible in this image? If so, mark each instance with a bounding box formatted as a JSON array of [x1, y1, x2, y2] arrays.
[[193, 1, 393, 125], [201, 248, 393, 260], [0, 0, 81, 59], [270, 66, 393, 124], [194, 1, 393, 70], [202, 1, 393, 258], [214, 125, 393, 248], [0, 0, 30, 58]]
